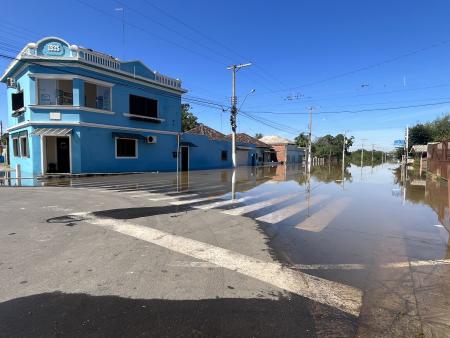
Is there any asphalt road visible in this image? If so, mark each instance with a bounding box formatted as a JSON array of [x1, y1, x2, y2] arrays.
[[1, 166, 449, 337]]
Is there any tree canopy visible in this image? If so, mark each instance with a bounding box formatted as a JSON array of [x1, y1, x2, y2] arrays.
[[181, 104, 199, 132], [408, 114, 450, 147], [254, 133, 263, 139]]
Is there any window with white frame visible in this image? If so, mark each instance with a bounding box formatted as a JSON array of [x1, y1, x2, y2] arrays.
[[12, 133, 28, 157], [38, 79, 73, 105], [20, 136, 28, 157], [84, 82, 111, 110], [115, 138, 137, 158]]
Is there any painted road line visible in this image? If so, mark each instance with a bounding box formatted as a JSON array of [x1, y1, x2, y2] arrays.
[[293, 259, 450, 270], [256, 195, 327, 224], [170, 194, 228, 206], [149, 194, 198, 201], [194, 191, 274, 210], [76, 213, 362, 316], [295, 198, 351, 232], [222, 193, 299, 216], [433, 224, 445, 228]]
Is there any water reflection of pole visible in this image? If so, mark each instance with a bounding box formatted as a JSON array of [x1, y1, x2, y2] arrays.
[[231, 169, 236, 200], [307, 167, 311, 217], [176, 134, 180, 192]]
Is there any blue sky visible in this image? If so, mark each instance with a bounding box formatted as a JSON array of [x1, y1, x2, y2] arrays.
[[1, 0, 450, 150]]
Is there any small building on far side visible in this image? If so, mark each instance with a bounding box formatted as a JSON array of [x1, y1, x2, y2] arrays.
[[259, 135, 305, 164], [226, 133, 272, 166], [182, 124, 231, 170]]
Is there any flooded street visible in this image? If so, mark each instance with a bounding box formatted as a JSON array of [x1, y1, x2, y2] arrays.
[[1, 163, 449, 336]]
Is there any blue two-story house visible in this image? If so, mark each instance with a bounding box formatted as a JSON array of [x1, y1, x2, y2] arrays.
[[1, 37, 189, 176]]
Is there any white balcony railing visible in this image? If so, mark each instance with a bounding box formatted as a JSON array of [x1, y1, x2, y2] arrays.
[[19, 44, 182, 90]]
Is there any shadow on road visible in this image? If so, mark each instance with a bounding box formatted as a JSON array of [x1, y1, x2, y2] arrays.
[[0, 292, 342, 337]]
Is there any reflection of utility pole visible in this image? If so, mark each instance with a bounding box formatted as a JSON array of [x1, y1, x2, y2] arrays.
[[227, 63, 252, 168], [307, 107, 314, 174], [371, 144, 374, 166], [360, 139, 367, 167]]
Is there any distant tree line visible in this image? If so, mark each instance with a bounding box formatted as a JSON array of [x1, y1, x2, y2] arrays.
[[294, 133, 354, 161]]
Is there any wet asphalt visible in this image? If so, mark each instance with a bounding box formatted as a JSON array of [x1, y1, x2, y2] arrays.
[[0, 163, 449, 337]]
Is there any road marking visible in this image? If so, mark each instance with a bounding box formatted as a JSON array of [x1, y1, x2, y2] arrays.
[[170, 194, 228, 206], [167, 261, 220, 268], [293, 259, 450, 270], [295, 198, 351, 232], [433, 224, 445, 228], [75, 213, 362, 316], [222, 193, 299, 216], [256, 195, 327, 224], [194, 191, 273, 210], [149, 194, 198, 201]]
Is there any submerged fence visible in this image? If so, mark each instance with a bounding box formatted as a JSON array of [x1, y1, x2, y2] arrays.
[[427, 141, 450, 180]]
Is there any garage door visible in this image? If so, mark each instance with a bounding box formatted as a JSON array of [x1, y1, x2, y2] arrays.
[[236, 150, 248, 166]]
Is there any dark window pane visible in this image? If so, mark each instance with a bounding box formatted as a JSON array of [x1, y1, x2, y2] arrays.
[[129, 94, 157, 118], [12, 92, 24, 111], [116, 138, 136, 157], [12, 138, 19, 157], [20, 137, 28, 157], [221, 150, 228, 161]]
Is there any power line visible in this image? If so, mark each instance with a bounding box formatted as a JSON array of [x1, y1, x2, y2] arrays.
[[255, 37, 450, 95], [141, 0, 288, 91], [0, 50, 303, 136], [243, 100, 450, 115]]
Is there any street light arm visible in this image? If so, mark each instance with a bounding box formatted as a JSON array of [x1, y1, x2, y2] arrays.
[[238, 89, 256, 111]]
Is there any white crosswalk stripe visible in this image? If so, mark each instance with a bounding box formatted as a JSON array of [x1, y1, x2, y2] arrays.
[[149, 194, 198, 201], [222, 193, 299, 216], [194, 191, 274, 210], [296, 198, 351, 232], [256, 195, 327, 224], [170, 194, 229, 206]]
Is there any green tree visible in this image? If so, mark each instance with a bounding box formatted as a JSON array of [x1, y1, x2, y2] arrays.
[[430, 114, 450, 141], [181, 104, 199, 132], [408, 123, 432, 146], [254, 133, 263, 139], [295, 133, 309, 147]]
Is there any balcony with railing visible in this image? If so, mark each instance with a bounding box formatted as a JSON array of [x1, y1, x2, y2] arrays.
[[20, 43, 183, 91]]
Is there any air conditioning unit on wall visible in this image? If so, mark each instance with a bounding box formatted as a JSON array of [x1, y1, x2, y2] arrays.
[[147, 136, 157, 144], [6, 78, 16, 88]]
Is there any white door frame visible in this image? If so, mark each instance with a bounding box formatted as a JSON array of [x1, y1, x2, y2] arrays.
[[40, 135, 72, 174]]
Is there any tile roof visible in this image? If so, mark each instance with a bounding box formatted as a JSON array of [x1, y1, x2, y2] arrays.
[[185, 124, 227, 140], [226, 133, 271, 148]]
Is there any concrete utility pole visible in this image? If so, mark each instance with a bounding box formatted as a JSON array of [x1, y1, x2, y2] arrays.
[[307, 107, 314, 173], [227, 63, 252, 168], [405, 125, 409, 166], [342, 131, 346, 171]]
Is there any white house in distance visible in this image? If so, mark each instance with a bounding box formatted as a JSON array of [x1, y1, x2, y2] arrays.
[[259, 135, 305, 164]]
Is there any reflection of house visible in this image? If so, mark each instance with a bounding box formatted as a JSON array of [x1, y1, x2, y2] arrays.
[[259, 135, 305, 164], [226, 133, 272, 166]]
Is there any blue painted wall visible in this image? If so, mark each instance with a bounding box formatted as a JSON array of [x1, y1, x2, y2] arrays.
[[2, 37, 268, 176]]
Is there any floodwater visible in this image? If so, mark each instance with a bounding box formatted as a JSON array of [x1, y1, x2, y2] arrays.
[[2, 163, 450, 335]]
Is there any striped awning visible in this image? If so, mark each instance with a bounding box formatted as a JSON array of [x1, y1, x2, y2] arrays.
[[31, 128, 72, 136]]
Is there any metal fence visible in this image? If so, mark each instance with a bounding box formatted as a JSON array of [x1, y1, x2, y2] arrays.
[[427, 141, 450, 180]]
